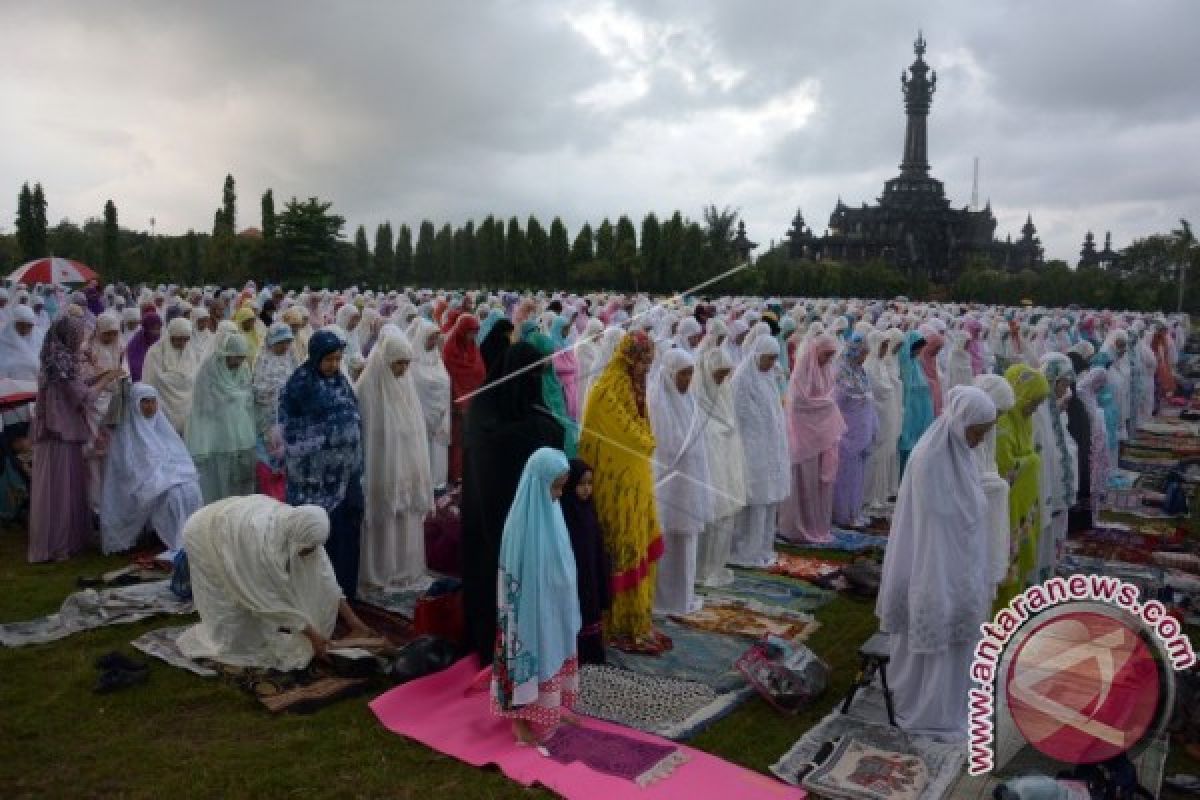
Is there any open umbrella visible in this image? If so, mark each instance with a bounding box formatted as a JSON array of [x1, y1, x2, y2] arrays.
[[6, 257, 98, 286], [0, 378, 37, 407]]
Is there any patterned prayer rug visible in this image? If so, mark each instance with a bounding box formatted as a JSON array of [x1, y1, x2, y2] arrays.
[[606, 617, 749, 693], [771, 703, 964, 800], [540, 725, 687, 786], [698, 569, 834, 614], [575, 664, 749, 740], [670, 599, 819, 642]]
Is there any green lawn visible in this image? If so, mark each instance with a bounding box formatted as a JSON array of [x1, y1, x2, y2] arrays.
[[0, 529, 877, 799], [3, 525, 1196, 799]]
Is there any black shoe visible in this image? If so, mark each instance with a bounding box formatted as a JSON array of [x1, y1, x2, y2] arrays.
[[94, 668, 149, 694], [94, 651, 148, 673]]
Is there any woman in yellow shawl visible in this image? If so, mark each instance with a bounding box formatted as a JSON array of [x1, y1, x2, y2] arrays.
[[578, 330, 668, 654], [994, 364, 1049, 609], [233, 306, 264, 366]]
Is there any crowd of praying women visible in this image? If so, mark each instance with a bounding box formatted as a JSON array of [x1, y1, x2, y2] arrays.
[[0, 279, 1187, 744]]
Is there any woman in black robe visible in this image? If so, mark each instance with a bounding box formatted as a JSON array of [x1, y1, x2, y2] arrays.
[[560, 458, 611, 665], [1066, 351, 1094, 533], [479, 319, 515, 378], [460, 341, 565, 664]]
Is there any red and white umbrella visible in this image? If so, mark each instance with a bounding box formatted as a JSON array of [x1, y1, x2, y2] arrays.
[[0, 378, 36, 406], [6, 257, 98, 286]]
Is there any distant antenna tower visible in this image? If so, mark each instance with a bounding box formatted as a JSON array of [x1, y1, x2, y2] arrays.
[[970, 156, 979, 210]]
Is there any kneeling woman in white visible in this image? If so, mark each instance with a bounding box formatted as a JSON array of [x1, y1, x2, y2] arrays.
[[178, 496, 375, 670], [355, 328, 434, 591], [99, 383, 203, 559], [876, 385, 997, 740], [649, 348, 714, 614]]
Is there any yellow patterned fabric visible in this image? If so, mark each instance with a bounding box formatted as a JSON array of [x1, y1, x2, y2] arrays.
[[578, 332, 661, 641], [994, 364, 1048, 609]]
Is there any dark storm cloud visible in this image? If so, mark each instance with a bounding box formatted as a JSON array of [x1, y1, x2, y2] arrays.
[[1, 0, 1197, 266]]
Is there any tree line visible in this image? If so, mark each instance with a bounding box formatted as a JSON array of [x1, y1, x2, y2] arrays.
[[4, 176, 1197, 312]]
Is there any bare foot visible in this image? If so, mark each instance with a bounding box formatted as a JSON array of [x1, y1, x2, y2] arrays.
[[513, 720, 538, 745], [560, 712, 582, 726]]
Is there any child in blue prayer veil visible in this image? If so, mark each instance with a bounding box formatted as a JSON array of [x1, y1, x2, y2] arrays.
[[491, 447, 582, 744]]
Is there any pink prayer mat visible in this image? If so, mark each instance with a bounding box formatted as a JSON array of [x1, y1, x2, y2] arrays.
[[369, 657, 806, 800]]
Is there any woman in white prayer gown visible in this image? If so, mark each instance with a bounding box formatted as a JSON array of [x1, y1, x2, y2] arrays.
[[0, 304, 40, 381], [945, 329, 975, 390], [405, 318, 451, 488], [355, 330, 435, 591], [863, 330, 901, 510], [186, 330, 256, 502], [142, 317, 200, 435], [1101, 330, 1132, 441], [1034, 354, 1077, 582], [649, 348, 714, 614], [973, 374, 1016, 599], [574, 318, 605, 414], [730, 336, 791, 567], [99, 384, 202, 557], [877, 385, 997, 741], [177, 495, 376, 671], [694, 347, 747, 587]]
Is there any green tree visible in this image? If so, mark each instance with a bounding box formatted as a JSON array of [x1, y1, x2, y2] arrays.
[[15, 183, 35, 262], [526, 215, 548, 280], [354, 225, 370, 281], [661, 211, 685, 290], [414, 220, 436, 283], [185, 229, 201, 285], [221, 174, 237, 234], [595, 218, 614, 265], [702, 204, 739, 259], [505, 216, 530, 284], [570, 223, 594, 265], [276, 196, 346, 285], [614, 215, 639, 288], [548, 217, 570, 285], [434, 223, 455, 283], [261, 189, 276, 239], [395, 223, 413, 284], [30, 183, 48, 258], [373, 222, 394, 280], [681, 222, 706, 286], [1171, 219, 1197, 312], [454, 221, 478, 284], [102, 199, 120, 280], [640, 212, 662, 290]]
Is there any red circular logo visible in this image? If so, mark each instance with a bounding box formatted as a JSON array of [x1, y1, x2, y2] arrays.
[[1005, 610, 1161, 764]]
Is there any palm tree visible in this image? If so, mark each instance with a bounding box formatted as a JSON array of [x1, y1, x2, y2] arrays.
[[701, 205, 740, 256], [1172, 218, 1194, 312]]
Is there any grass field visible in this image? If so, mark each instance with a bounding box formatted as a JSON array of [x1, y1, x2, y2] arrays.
[[2, 524, 1196, 799], [0, 528, 879, 799]]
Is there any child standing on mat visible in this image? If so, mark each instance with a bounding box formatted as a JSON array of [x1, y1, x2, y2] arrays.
[[492, 447, 582, 744], [559, 458, 610, 665]]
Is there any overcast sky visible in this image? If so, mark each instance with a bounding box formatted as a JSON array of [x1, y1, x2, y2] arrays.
[[2, 0, 1198, 266]]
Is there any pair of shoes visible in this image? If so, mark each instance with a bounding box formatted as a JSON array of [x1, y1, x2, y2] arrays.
[[95, 669, 149, 694], [95, 651, 148, 673], [93, 651, 149, 694]]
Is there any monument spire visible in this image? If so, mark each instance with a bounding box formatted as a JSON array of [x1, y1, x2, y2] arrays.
[[899, 31, 936, 177]]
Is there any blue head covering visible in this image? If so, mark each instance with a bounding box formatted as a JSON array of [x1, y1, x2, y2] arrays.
[[278, 329, 363, 509], [476, 309, 505, 345], [549, 315, 573, 350], [898, 331, 934, 457], [493, 447, 580, 709], [265, 321, 294, 347], [1089, 352, 1120, 452]]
